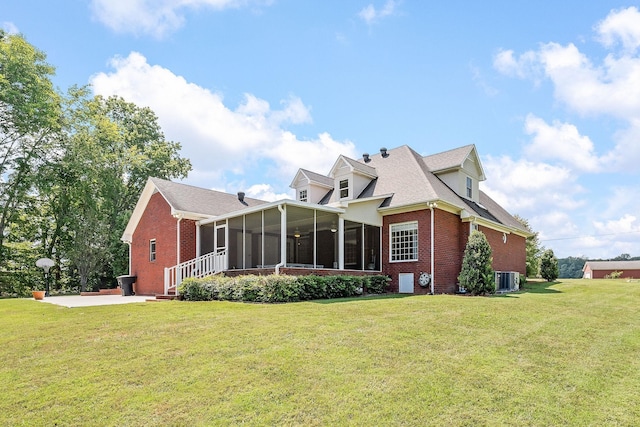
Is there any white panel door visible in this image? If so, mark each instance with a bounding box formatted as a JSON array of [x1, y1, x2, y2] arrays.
[[398, 273, 414, 293]]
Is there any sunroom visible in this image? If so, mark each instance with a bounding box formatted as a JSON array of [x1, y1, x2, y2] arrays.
[[195, 200, 381, 274]]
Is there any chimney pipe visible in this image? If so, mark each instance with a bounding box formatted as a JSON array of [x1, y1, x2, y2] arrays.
[[237, 191, 245, 202], [380, 147, 389, 158], [363, 153, 371, 163]]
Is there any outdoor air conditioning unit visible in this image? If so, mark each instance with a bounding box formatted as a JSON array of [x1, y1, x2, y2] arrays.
[[495, 271, 520, 292]]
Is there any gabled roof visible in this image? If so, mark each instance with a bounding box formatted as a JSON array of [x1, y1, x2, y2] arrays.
[[351, 145, 528, 235], [290, 168, 334, 189], [583, 260, 640, 271], [329, 155, 378, 178], [358, 145, 466, 209], [423, 144, 486, 180], [121, 177, 266, 242]]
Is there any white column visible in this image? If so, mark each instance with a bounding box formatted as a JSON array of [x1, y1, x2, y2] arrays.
[[338, 216, 345, 270]]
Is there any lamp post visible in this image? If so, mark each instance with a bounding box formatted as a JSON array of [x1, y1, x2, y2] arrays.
[[36, 258, 55, 297]]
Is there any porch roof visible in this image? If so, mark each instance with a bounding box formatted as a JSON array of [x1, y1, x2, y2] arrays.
[[198, 199, 345, 225]]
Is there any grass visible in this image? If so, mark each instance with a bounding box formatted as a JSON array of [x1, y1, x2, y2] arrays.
[[1, 279, 639, 426]]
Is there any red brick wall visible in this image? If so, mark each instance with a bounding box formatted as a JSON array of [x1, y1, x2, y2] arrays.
[[131, 192, 196, 295], [589, 269, 640, 279], [380, 209, 527, 295], [382, 210, 430, 294], [479, 226, 526, 275]]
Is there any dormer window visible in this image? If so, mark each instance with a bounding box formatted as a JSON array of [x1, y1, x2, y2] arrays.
[[299, 189, 308, 202], [339, 179, 349, 198], [466, 177, 472, 198]]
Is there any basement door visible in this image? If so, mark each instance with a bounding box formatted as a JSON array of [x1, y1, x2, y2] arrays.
[[398, 273, 414, 293]]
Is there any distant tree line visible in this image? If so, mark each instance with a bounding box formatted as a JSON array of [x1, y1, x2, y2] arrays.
[[1, 31, 191, 296]]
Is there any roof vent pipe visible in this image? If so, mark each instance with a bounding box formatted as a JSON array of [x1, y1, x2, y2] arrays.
[[237, 191, 245, 202], [363, 153, 371, 163], [380, 147, 389, 158]]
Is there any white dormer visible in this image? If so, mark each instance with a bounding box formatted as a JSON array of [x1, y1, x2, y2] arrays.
[[328, 155, 378, 203], [423, 144, 485, 204], [290, 169, 334, 204]]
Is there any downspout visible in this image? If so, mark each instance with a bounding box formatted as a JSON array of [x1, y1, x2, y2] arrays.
[[428, 202, 437, 294], [126, 241, 132, 275], [275, 204, 286, 275], [175, 213, 183, 264]]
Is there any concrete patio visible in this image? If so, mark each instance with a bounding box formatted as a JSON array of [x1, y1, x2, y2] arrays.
[[36, 294, 152, 308]]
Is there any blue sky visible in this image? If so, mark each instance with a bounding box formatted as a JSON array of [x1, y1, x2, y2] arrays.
[[4, 1, 640, 259]]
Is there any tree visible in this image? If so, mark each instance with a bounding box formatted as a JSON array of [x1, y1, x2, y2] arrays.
[[514, 215, 542, 278], [50, 87, 191, 290], [540, 249, 559, 282], [458, 230, 495, 295], [0, 31, 60, 259]]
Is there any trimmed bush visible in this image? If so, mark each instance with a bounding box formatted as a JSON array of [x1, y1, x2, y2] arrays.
[[178, 274, 391, 303], [458, 230, 495, 295], [365, 275, 391, 294]]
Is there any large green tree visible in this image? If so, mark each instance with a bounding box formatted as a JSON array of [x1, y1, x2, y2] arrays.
[[0, 31, 60, 258], [50, 87, 192, 291]]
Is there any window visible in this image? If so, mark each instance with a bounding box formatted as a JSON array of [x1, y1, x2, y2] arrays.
[[149, 239, 156, 262], [299, 189, 308, 202], [390, 222, 418, 262], [339, 179, 349, 198], [466, 177, 473, 198]]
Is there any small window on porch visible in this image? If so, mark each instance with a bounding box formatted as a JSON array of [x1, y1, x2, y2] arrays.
[[299, 189, 308, 202], [339, 179, 349, 198], [149, 239, 156, 262]]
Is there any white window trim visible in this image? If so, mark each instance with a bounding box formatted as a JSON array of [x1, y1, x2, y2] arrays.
[[389, 221, 418, 263], [466, 176, 473, 199], [299, 189, 308, 202], [149, 239, 156, 262], [339, 179, 349, 199]]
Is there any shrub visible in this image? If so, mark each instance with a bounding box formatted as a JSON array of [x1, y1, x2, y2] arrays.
[[178, 274, 383, 303], [365, 275, 391, 294], [458, 231, 495, 295], [605, 270, 623, 279], [540, 249, 559, 282]]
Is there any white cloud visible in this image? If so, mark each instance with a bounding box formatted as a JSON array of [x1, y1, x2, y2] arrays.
[[493, 49, 541, 80], [244, 183, 292, 202], [90, 52, 356, 191], [596, 6, 640, 53], [481, 155, 583, 213], [90, 0, 271, 38], [1, 22, 19, 34], [358, 0, 399, 25], [523, 114, 601, 172]]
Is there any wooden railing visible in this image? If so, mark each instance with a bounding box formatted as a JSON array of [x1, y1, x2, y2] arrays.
[[164, 250, 227, 296]]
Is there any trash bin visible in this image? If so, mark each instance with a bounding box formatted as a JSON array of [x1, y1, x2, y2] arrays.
[[117, 275, 137, 296]]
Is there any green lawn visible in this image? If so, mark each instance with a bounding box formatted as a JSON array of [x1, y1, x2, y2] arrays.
[[1, 279, 639, 426]]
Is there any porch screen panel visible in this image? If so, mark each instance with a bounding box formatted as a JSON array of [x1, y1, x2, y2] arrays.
[[344, 220, 363, 270], [315, 211, 338, 269], [245, 211, 262, 268], [228, 216, 243, 269], [364, 224, 381, 270], [200, 223, 214, 255], [287, 206, 314, 266], [263, 208, 281, 266]]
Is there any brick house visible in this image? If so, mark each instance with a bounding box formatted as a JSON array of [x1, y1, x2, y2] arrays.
[[122, 144, 529, 296], [582, 261, 640, 279]]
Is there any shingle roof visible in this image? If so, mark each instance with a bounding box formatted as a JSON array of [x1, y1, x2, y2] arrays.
[[297, 169, 334, 187], [151, 177, 266, 217], [353, 145, 528, 234], [583, 260, 640, 271], [423, 144, 475, 172], [359, 145, 470, 208]]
